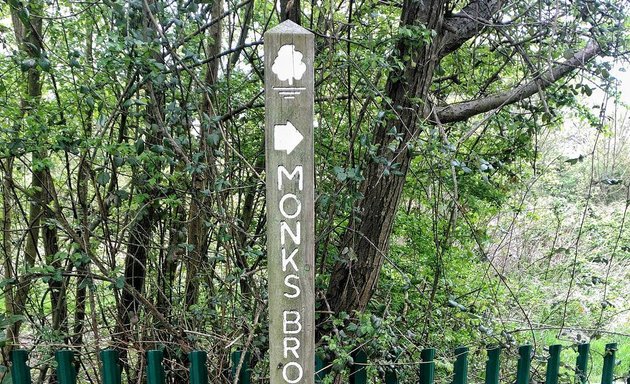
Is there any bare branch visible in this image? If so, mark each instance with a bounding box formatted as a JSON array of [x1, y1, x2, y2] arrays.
[[436, 41, 602, 124]]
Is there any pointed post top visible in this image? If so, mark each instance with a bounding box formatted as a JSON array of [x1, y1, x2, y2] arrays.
[[265, 19, 313, 36]]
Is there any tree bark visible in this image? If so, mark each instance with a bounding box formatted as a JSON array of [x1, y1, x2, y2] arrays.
[[115, 0, 162, 357], [1, 158, 15, 378], [42, 171, 68, 338], [184, 0, 222, 309], [327, 0, 448, 313], [280, 0, 301, 24], [3, 1, 45, 359], [72, 20, 95, 347]]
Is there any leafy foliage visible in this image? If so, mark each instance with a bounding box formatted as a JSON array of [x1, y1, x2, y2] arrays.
[[0, 0, 629, 382]]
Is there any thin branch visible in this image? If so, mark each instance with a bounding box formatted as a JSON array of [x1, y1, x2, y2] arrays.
[[436, 41, 602, 123]]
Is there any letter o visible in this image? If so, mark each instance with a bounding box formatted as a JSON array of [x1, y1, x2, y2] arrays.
[[282, 362, 303, 383], [279, 193, 301, 219]]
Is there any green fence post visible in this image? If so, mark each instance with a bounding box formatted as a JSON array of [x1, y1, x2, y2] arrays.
[[349, 349, 368, 384], [147, 350, 165, 384], [231, 350, 251, 384], [516, 345, 532, 384], [420, 348, 436, 384], [189, 351, 207, 384], [485, 347, 501, 384], [384, 352, 399, 384], [601, 343, 617, 384], [10, 349, 32, 384], [575, 343, 590, 384], [545, 345, 562, 384], [100, 349, 121, 384], [384, 368, 398, 384], [55, 350, 77, 384], [315, 355, 330, 383], [315, 355, 323, 383], [453, 347, 469, 384]]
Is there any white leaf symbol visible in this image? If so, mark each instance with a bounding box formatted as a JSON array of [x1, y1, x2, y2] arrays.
[[272, 45, 307, 85]]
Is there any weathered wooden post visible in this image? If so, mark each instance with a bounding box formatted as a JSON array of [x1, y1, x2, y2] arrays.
[[264, 20, 315, 384]]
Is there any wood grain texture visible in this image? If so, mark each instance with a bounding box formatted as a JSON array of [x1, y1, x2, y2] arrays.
[[264, 20, 315, 384]]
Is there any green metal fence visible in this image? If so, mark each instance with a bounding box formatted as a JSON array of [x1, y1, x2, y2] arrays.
[[7, 342, 622, 383]]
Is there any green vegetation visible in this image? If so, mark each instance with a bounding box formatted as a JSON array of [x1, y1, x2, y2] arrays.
[[1, 0, 629, 382]]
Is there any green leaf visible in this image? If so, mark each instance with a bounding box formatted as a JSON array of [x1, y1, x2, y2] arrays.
[[334, 166, 347, 182], [85, 96, 95, 108], [38, 57, 51, 72], [113, 155, 125, 167], [150, 144, 164, 153], [207, 131, 221, 146], [114, 276, 125, 289], [97, 171, 110, 186], [136, 138, 145, 155], [20, 58, 36, 72]]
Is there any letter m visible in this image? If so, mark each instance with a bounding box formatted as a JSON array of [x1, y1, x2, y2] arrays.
[[278, 165, 303, 191]]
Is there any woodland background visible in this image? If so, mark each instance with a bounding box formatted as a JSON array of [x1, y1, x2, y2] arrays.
[[1, 0, 630, 382]]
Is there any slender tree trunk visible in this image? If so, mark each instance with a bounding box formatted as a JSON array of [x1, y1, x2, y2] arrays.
[[72, 22, 94, 345], [280, 0, 301, 24], [0, 158, 15, 376], [326, 0, 447, 313], [228, 0, 254, 69], [4, 1, 45, 357], [43, 170, 68, 338], [184, 0, 223, 309], [114, 3, 163, 380]]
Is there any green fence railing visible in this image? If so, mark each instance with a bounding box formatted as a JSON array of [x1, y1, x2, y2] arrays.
[[6, 342, 624, 383]]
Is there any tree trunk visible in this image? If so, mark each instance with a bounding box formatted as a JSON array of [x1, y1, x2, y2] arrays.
[[43, 171, 68, 338], [1, 158, 15, 378], [3, 1, 45, 358], [72, 20, 95, 347], [325, 0, 598, 316], [280, 0, 301, 24], [326, 0, 447, 313], [114, 2, 163, 377], [184, 0, 222, 309]]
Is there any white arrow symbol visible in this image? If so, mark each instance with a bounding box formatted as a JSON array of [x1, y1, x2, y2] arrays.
[[274, 121, 303, 154]]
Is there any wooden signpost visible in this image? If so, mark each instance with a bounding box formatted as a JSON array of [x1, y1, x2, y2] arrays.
[[264, 21, 315, 384]]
